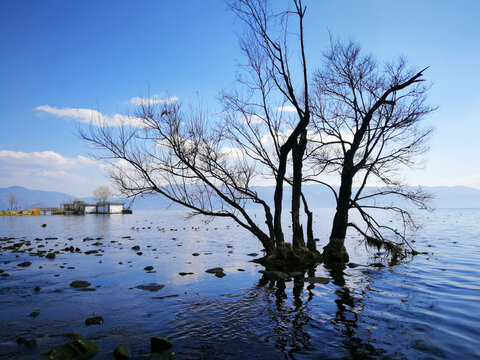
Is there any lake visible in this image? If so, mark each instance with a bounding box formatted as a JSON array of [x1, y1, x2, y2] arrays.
[[0, 208, 479, 359]]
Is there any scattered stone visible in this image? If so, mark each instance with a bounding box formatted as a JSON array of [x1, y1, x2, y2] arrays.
[[34, 286, 41, 292], [135, 283, 165, 292], [46, 253, 56, 259], [152, 294, 179, 300], [298, 277, 330, 284], [237, 268, 245, 272], [131, 245, 140, 251], [17, 261, 32, 267], [151, 337, 173, 352], [85, 316, 104, 325], [69, 280, 91, 288], [205, 267, 226, 278], [247, 253, 259, 257], [178, 272, 194, 276], [17, 337, 36, 347], [44, 339, 99, 360], [84, 250, 98, 255], [42, 224, 47, 227], [192, 253, 200, 256], [144, 266, 154, 271], [29, 311, 40, 317], [136, 252, 143, 256], [113, 344, 132, 359]]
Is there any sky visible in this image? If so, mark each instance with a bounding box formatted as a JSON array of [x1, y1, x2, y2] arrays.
[[0, 0, 479, 197]]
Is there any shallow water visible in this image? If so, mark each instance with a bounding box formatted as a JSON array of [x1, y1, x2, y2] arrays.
[[0, 208, 479, 359]]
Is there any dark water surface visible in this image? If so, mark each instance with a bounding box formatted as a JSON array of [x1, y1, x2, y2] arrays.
[[0, 209, 479, 359]]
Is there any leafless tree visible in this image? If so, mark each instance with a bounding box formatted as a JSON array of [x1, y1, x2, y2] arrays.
[[79, 2, 434, 266], [310, 40, 434, 262], [8, 192, 18, 211], [79, 0, 319, 264], [94, 186, 112, 203]]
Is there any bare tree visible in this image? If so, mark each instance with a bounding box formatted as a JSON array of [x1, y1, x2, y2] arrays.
[[310, 40, 434, 262], [80, 0, 321, 264], [94, 186, 112, 203], [8, 192, 18, 211], [79, 2, 434, 266]]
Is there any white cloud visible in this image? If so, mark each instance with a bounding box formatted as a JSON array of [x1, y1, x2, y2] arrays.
[[129, 95, 179, 106], [276, 105, 297, 113], [0, 150, 95, 168], [35, 105, 144, 127], [0, 150, 105, 196]]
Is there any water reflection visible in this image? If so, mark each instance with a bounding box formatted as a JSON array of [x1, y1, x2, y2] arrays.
[[254, 263, 380, 360]]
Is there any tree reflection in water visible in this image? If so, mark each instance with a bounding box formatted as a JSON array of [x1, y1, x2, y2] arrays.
[[256, 264, 379, 359]]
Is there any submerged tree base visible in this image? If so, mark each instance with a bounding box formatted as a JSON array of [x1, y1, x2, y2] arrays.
[[252, 244, 323, 270], [322, 238, 349, 264]]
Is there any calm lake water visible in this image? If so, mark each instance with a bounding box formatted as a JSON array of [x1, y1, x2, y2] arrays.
[[0, 208, 479, 359]]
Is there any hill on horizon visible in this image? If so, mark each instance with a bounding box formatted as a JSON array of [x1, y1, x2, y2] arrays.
[[1, 185, 479, 211]]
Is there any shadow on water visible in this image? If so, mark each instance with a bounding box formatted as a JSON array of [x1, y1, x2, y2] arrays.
[[253, 263, 380, 360]]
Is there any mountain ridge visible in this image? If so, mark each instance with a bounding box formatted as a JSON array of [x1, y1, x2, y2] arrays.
[[0, 185, 479, 210]]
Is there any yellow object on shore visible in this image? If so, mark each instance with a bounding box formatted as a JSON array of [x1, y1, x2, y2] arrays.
[[0, 208, 41, 216]]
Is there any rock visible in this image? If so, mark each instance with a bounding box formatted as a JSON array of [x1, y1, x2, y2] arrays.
[[136, 252, 143, 256], [69, 280, 91, 288], [84, 250, 98, 255], [29, 311, 40, 317], [46, 253, 56, 259], [135, 283, 165, 292], [44, 339, 99, 360], [17, 337, 36, 347], [298, 276, 330, 284], [17, 261, 32, 267], [34, 286, 41, 292], [152, 294, 179, 300], [370, 262, 386, 268], [144, 266, 154, 271], [247, 252, 259, 257], [131, 245, 140, 251], [192, 253, 200, 256], [42, 224, 47, 227], [237, 268, 245, 271], [85, 316, 104, 325], [151, 337, 173, 352], [205, 267, 226, 278], [178, 272, 193, 276], [347, 262, 361, 268], [113, 345, 131, 359]]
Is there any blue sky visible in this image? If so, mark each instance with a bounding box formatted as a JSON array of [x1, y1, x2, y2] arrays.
[[0, 0, 479, 197]]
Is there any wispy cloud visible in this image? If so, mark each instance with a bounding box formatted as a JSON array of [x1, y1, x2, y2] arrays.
[[129, 95, 179, 106], [35, 105, 143, 127], [0, 150, 105, 196], [275, 105, 297, 113]]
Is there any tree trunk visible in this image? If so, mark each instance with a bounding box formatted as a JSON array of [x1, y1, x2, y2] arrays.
[[291, 131, 307, 250], [301, 193, 316, 252], [323, 156, 353, 263], [273, 151, 287, 251]]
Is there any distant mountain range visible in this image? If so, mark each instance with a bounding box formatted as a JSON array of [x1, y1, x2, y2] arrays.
[[0, 185, 479, 211]]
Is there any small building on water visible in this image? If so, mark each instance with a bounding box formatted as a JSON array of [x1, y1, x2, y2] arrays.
[[62, 201, 127, 214]]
